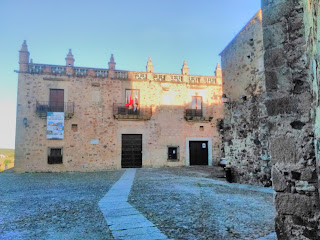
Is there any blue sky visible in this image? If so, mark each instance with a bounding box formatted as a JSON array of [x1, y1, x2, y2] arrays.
[[0, 0, 261, 149]]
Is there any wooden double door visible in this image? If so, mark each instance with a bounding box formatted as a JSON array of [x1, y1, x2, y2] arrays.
[[121, 134, 142, 168], [189, 141, 208, 165]]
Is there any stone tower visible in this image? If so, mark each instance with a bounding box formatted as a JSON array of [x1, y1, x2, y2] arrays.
[[108, 54, 116, 70], [65, 49, 75, 66], [181, 60, 189, 75], [146, 57, 154, 73], [19, 40, 29, 72]]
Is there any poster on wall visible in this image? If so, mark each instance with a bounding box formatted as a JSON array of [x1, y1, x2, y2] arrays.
[[47, 112, 64, 139]]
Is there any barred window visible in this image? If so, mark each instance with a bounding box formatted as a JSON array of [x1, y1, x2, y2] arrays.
[[168, 147, 179, 161], [48, 148, 63, 164]]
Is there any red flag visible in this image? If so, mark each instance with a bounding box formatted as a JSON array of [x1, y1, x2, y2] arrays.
[[125, 89, 133, 106]]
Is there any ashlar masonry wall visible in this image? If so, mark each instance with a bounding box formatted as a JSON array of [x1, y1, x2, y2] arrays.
[[262, 0, 320, 239]]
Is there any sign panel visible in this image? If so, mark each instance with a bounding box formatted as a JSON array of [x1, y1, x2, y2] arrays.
[[47, 112, 64, 139]]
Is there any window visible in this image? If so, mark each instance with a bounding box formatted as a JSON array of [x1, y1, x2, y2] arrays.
[[168, 147, 179, 161], [191, 96, 202, 110], [49, 89, 64, 112], [72, 124, 78, 132], [186, 96, 202, 117], [125, 89, 140, 112], [48, 148, 63, 164]]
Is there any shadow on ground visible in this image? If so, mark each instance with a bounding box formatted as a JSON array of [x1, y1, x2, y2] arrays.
[[129, 167, 275, 240]]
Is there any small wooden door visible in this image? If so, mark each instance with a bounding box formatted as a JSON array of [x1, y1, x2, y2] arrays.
[[121, 134, 142, 168], [189, 141, 208, 165], [49, 89, 64, 112]]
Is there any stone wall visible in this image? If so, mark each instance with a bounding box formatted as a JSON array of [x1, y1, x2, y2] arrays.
[[220, 10, 271, 186], [15, 59, 223, 172], [262, 0, 320, 239]]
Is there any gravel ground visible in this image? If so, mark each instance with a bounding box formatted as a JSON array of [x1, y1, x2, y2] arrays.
[[128, 167, 276, 240], [0, 170, 124, 240], [1, 167, 275, 240]]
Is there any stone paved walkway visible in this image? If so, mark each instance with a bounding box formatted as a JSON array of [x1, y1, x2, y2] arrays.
[[98, 169, 168, 240]]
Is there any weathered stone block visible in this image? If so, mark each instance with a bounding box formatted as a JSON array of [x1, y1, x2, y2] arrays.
[[272, 166, 287, 191], [263, 23, 287, 50], [300, 167, 317, 181], [270, 136, 296, 164], [275, 193, 319, 218], [264, 47, 287, 69], [265, 97, 297, 116], [276, 214, 319, 240], [265, 71, 278, 91], [296, 181, 316, 192]]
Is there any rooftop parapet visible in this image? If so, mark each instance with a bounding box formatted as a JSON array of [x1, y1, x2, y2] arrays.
[[25, 63, 221, 85]]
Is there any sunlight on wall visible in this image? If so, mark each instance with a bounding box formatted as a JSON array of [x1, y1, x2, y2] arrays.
[[0, 101, 16, 149]]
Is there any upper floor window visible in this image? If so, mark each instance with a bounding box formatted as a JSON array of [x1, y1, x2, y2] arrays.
[[191, 96, 202, 110], [125, 89, 140, 114], [49, 89, 64, 112], [125, 89, 140, 111]]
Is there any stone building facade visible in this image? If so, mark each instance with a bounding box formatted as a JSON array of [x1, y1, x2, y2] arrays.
[[15, 42, 223, 172], [220, 10, 272, 186]]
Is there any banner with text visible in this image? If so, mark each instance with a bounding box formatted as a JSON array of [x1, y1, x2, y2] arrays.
[[47, 112, 64, 139]]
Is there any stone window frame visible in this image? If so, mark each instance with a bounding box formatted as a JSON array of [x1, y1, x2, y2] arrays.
[[167, 146, 180, 162], [47, 147, 63, 164]]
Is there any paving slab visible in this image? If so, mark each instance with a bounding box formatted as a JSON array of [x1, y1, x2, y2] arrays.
[[99, 169, 168, 239], [109, 220, 155, 231]]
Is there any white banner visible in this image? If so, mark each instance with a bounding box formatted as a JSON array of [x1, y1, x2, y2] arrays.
[[47, 112, 64, 139]]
